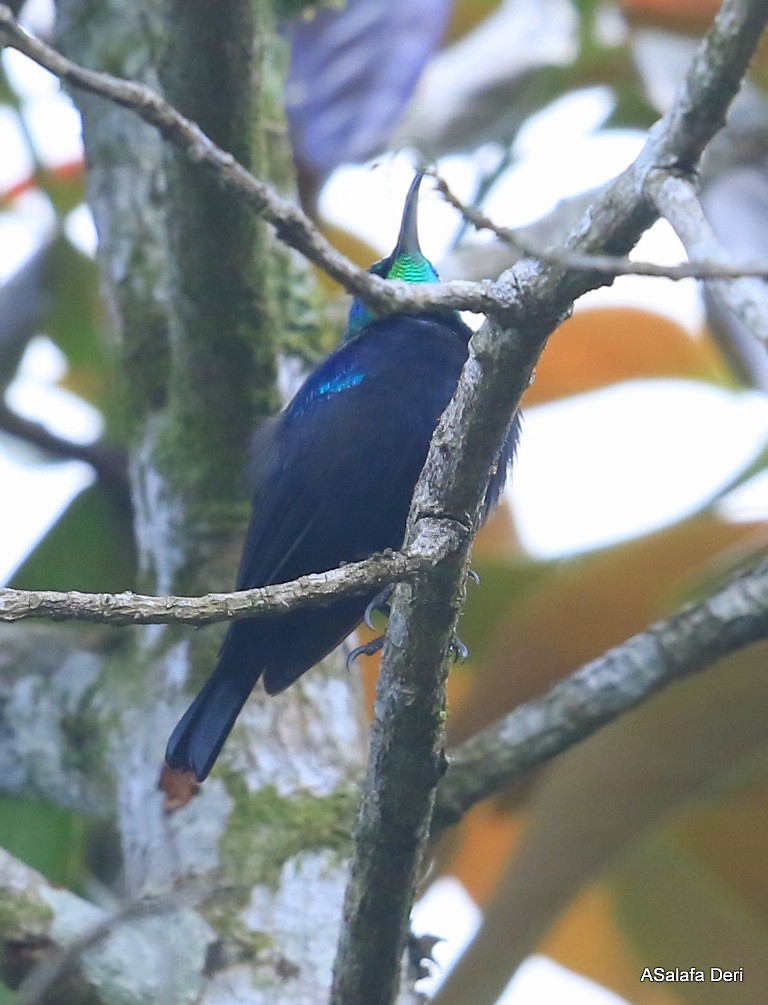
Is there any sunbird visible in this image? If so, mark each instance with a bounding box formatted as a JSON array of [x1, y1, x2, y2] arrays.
[[165, 173, 521, 782]]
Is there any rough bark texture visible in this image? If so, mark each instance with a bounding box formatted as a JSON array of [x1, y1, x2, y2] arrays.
[[0, 2, 369, 1001]]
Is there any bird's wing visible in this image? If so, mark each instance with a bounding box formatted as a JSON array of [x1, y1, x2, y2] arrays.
[[235, 415, 327, 589], [235, 318, 467, 591]]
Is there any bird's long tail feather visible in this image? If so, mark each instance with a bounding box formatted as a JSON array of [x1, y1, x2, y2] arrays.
[[165, 662, 256, 782]]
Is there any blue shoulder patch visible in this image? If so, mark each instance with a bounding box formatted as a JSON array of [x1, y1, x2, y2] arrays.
[[316, 370, 365, 397], [290, 366, 366, 419]]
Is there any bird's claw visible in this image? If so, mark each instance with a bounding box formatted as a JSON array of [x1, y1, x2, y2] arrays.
[[347, 635, 385, 668], [449, 636, 469, 662], [364, 585, 395, 629], [347, 633, 467, 667], [467, 569, 481, 585]]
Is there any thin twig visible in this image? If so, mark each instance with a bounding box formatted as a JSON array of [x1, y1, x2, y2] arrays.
[[3, 2, 768, 323], [0, 844, 215, 1004], [0, 402, 130, 498], [431, 170, 768, 280], [17, 884, 218, 1005]]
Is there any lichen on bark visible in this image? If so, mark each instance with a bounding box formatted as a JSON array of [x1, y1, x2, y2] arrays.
[[37, 1, 370, 1000]]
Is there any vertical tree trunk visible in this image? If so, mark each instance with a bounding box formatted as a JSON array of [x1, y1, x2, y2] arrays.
[[53, 1, 369, 999]]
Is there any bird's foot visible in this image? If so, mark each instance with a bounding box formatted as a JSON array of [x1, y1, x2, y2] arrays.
[[346, 587, 395, 667], [346, 635, 385, 668], [347, 633, 467, 666], [364, 585, 395, 629]]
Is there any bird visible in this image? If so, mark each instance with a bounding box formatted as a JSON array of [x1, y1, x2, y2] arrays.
[[164, 173, 521, 783]]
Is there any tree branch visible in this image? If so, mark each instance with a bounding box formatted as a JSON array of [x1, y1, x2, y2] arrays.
[[647, 168, 768, 343], [432, 169, 768, 281], [0, 401, 130, 499], [2, 3, 767, 1004], [0, 546, 443, 626], [434, 556, 768, 831], [2, 2, 766, 317], [0, 5, 494, 318], [0, 845, 211, 1005], [331, 3, 768, 1003]]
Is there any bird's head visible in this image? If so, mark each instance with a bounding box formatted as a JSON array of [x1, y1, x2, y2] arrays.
[[344, 172, 439, 341]]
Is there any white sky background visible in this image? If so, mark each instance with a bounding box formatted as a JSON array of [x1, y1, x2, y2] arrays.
[[2, 15, 768, 1003], [412, 877, 630, 1004]]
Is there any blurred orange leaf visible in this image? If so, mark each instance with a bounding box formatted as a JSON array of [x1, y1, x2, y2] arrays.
[[0, 159, 85, 210], [451, 513, 764, 744], [619, 0, 720, 32], [435, 641, 768, 1005], [315, 220, 381, 297], [542, 883, 683, 1005], [525, 307, 730, 407], [441, 802, 526, 906]]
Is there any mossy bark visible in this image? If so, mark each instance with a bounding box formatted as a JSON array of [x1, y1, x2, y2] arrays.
[[44, 2, 369, 1000]]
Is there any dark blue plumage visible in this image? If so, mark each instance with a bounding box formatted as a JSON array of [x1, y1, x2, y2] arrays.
[[165, 174, 521, 782]]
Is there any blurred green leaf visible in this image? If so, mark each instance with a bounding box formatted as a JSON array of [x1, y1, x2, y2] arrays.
[[41, 166, 86, 217], [11, 483, 136, 593], [45, 237, 120, 429], [0, 797, 86, 889], [606, 82, 660, 129], [616, 831, 768, 1004]]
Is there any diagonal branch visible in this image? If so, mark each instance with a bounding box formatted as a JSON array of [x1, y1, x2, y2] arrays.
[[0, 4, 495, 317], [0, 845, 211, 1005], [433, 557, 768, 831], [331, 3, 768, 1004], [647, 169, 768, 344], [0, 401, 130, 498]]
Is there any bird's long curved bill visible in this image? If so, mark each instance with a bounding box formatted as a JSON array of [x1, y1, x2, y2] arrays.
[[393, 171, 425, 259]]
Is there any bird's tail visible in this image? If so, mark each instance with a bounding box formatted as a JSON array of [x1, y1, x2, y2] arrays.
[[165, 660, 256, 782]]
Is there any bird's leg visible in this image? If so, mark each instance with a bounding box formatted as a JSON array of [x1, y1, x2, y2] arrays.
[[445, 569, 478, 661], [347, 633, 468, 667], [448, 566, 481, 658]]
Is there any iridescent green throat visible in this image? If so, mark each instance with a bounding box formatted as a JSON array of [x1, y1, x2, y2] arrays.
[[385, 252, 439, 285], [344, 252, 440, 341]]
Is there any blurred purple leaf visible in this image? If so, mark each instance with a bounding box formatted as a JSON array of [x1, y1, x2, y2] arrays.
[[286, 0, 452, 179]]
